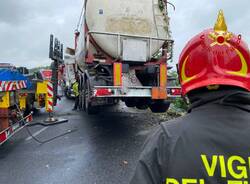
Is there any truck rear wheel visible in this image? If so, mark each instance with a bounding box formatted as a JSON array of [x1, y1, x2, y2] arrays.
[[79, 79, 84, 110], [136, 99, 150, 110], [125, 99, 136, 108], [149, 100, 170, 113], [84, 79, 99, 115]]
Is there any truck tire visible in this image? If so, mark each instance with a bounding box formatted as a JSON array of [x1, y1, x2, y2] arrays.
[[79, 92, 85, 111], [149, 100, 170, 113], [135, 98, 150, 110], [79, 80, 84, 110], [125, 99, 136, 108], [84, 79, 99, 115]]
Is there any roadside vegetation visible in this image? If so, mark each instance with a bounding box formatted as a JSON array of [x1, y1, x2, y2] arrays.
[[168, 70, 189, 112]]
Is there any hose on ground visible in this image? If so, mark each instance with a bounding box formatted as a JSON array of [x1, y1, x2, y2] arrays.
[[15, 103, 76, 144], [25, 126, 77, 144], [27, 119, 68, 127]]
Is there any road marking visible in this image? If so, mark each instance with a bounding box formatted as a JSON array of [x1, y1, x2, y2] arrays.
[[25, 127, 48, 141]]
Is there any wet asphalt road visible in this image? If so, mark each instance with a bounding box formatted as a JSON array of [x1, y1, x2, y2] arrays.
[[0, 98, 165, 184]]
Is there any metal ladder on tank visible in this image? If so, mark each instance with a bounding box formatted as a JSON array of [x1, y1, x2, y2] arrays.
[[152, 0, 171, 38], [152, 0, 172, 62]]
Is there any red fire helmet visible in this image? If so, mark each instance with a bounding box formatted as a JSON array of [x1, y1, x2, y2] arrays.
[[178, 10, 250, 96]]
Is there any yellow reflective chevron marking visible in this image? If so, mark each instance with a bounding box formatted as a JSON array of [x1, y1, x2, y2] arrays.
[[181, 56, 196, 84], [226, 48, 248, 77]]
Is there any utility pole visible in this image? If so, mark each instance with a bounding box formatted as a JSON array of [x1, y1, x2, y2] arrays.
[[49, 34, 64, 106]]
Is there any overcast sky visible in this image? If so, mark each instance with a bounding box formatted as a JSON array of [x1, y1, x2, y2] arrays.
[[0, 0, 249, 68]]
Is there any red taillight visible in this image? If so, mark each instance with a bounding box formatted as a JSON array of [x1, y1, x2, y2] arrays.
[[94, 88, 113, 97], [171, 88, 182, 95], [0, 131, 7, 144]]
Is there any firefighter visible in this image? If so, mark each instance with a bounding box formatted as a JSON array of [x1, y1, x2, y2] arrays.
[[72, 75, 80, 110], [130, 10, 250, 184]]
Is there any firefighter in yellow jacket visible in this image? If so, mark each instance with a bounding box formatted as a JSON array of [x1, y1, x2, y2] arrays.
[[72, 76, 80, 110]]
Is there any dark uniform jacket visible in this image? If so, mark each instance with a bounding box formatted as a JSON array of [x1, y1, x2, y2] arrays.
[[130, 90, 250, 184]]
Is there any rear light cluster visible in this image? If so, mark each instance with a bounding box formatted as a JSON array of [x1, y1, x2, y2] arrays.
[[94, 87, 182, 97], [0, 131, 7, 144], [94, 88, 113, 97], [168, 88, 182, 96]]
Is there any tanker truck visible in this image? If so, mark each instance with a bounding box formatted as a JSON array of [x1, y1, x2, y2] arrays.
[[72, 0, 181, 114]]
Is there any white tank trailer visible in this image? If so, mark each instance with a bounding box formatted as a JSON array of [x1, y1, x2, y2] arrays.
[[73, 0, 181, 114]]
